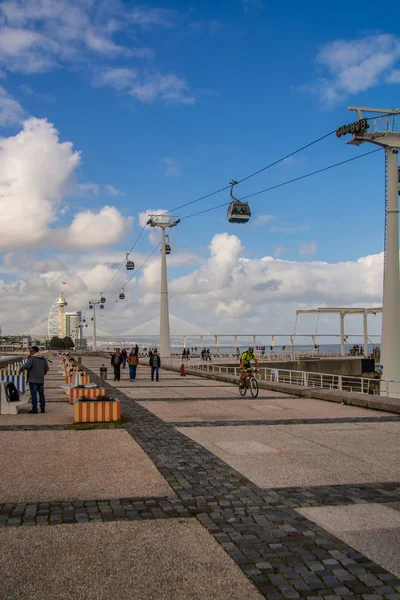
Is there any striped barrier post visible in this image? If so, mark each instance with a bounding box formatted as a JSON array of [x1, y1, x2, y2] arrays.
[[69, 387, 105, 405], [66, 375, 90, 385], [74, 400, 121, 423]]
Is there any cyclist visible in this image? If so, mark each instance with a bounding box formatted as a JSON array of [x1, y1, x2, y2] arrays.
[[239, 347, 259, 387]]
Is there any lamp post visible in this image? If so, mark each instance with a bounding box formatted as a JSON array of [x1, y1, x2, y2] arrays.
[[147, 215, 180, 358], [337, 107, 400, 396], [89, 299, 105, 351]]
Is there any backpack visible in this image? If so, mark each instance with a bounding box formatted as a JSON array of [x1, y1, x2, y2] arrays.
[[6, 382, 20, 402]]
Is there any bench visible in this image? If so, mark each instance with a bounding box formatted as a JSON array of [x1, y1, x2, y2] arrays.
[[0, 374, 26, 394], [0, 382, 30, 415]]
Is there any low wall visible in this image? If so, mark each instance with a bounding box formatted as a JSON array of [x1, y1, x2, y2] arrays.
[[259, 357, 374, 377], [163, 364, 400, 416]]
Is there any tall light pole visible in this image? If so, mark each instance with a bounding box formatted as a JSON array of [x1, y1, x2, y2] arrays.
[[89, 298, 106, 351], [147, 215, 180, 358], [337, 107, 400, 396]]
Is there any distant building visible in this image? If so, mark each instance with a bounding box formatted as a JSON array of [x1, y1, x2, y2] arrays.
[[65, 311, 82, 346]]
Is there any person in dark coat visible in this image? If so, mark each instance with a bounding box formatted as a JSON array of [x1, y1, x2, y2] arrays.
[[20, 346, 49, 413], [111, 348, 123, 381], [149, 349, 161, 382]]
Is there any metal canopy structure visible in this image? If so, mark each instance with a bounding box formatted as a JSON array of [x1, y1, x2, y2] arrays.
[[296, 307, 382, 356]]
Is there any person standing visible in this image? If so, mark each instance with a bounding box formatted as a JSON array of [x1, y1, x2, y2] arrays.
[[121, 348, 128, 369], [128, 347, 139, 381], [111, 348, 123, 381], [20, 346, 49, 414], [149, 349, 161, 382]]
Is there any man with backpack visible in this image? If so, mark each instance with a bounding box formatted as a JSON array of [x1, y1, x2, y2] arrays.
[[20, 346, 49, 414]]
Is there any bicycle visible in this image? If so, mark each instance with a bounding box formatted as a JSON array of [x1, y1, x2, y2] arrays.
[[238, 368, 259, 398]]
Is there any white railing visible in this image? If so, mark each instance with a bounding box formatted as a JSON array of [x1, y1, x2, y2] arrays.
[[170, 349, 358, 361], [186, 363, 395, 397]]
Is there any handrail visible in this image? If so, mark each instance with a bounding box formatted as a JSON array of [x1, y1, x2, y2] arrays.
[[185, 363, 393, 397]]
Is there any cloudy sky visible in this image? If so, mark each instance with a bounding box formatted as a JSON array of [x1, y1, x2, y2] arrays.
[[0, 0, 398, 340]]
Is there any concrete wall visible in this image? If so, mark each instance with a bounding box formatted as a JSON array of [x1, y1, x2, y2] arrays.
[[259, 358, 371, 377]]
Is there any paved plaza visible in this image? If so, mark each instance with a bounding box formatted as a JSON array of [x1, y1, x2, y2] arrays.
[[0, 355, 400, 599]]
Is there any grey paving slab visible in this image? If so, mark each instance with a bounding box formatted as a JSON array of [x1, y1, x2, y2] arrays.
[[139, 397, 392, 423], [0, 402, 73, 426], [178, 424, 400, 488], [0, 430, 172, 502], [297, 504, 400, 578], [277, 423, 400, 465], [0, 520, 262, 600]]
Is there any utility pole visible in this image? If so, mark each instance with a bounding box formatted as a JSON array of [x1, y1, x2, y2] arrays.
[[337, 106, 400, 396], [147, 215, 180, 359]]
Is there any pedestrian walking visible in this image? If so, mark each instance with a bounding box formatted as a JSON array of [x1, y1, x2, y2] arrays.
[[111, 348, 123, 381], [149, 349, 161, 382], [128, 347, 139, 381], [20, 346, 49, 414], [121, 348, 128, 369]]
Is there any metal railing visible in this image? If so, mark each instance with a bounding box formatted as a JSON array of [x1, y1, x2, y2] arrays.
[[186, 363, 396, 397]]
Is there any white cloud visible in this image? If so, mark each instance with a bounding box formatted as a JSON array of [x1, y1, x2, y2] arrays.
[[127, 6, 176, 29], [0, 1, 195, 106], [75, 182, 99, 196], [299, 241, 317, 256], [104, 184, 125, 196], [253, 214, 275, 226], [161, 157, 182, 177], [386, 69, 400, 84], [0, 233, 387, 336], [304, 33, 400, 106], [271, 225, 309, 234], [66, 206, 132, 249], [97, 68, 195, 105], [85, 30, 130, 57], [274, 244, 286, 258], [0, 117, 80, 248], [0, 117, 132, 250], [0, 86, 24, 125]]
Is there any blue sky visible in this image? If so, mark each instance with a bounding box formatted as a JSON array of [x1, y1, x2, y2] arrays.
[[0, 0, 399, 335]]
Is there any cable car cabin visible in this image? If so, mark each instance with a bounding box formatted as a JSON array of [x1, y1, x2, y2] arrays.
[[126, 260, 135, 271], [165, 244, 171, 255], [227, 201, 251, 223], [119, 292, 125, 300]]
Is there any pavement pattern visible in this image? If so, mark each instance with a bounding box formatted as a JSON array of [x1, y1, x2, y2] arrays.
[[0, 355, 400, 599]]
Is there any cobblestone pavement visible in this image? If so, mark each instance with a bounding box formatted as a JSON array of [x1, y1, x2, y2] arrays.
[[2, 359, 400, 599]]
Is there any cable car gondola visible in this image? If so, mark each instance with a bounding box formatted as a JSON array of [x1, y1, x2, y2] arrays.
[[126, 254, 135, 271], [227, 179, 251, 224], [165, 234, 171, 255], [119, 288, 125, 300], [100, 296, 106, 304]]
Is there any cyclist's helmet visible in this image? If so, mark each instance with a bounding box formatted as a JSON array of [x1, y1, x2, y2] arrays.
[[248, 347, 254, 355]]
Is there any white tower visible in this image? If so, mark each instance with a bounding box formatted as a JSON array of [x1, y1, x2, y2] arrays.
[[147, 215, 180, 358], [338, 107, 400, 396], [48, 292, 68, 339]]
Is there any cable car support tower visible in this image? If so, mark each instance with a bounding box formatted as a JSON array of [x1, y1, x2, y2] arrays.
[[147, 215, 180, 358], [338, 106, 400, 396]]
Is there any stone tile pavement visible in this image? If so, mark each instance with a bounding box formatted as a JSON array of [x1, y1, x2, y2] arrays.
[[0, 355, 399, 599]]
